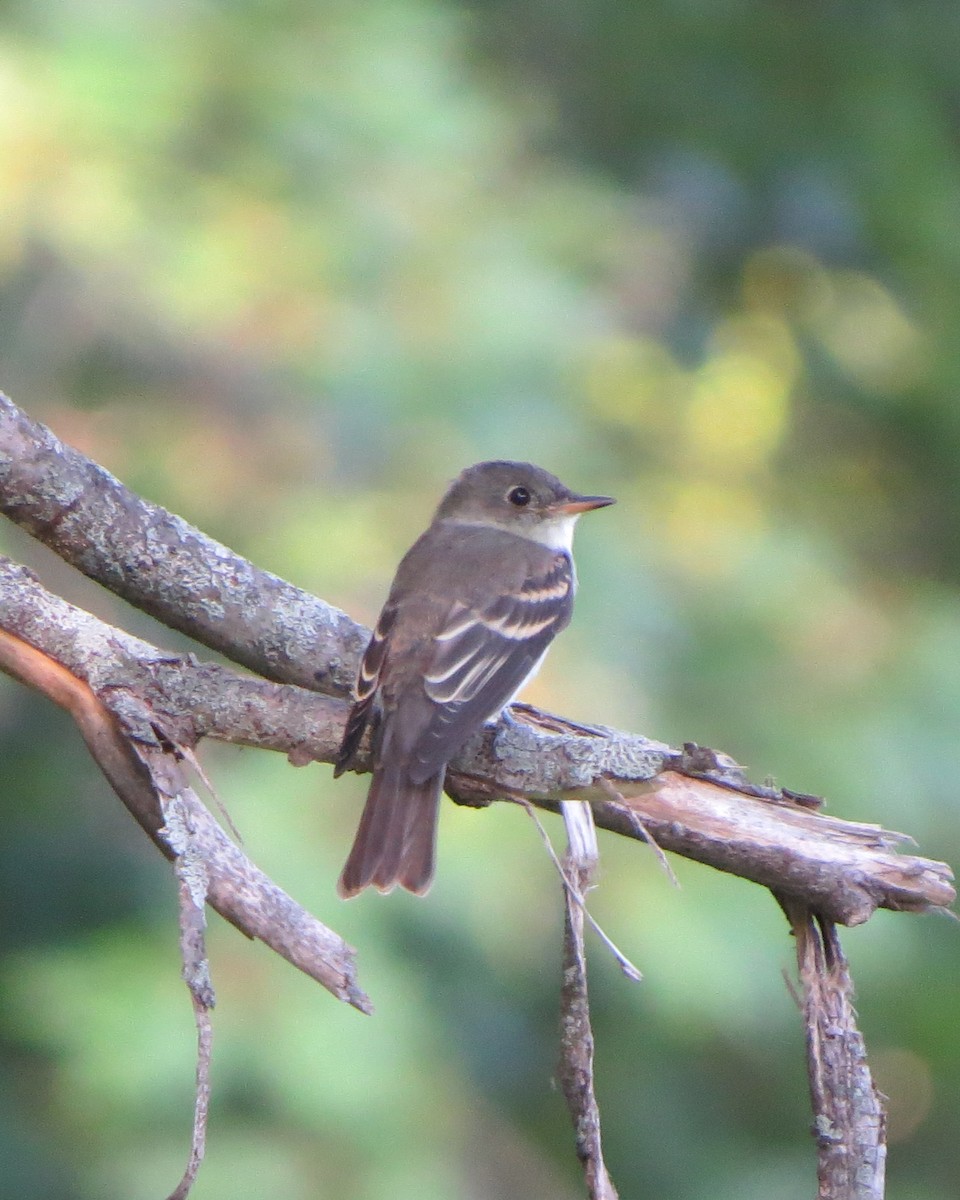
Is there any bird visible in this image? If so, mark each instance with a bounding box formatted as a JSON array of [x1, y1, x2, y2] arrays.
[[334, 459, 614, 897]]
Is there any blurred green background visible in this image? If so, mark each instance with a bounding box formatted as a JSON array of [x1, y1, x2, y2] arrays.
[[1, 1, 959, 1197]]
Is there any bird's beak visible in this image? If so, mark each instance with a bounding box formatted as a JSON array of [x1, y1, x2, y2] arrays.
[[551, 493, 616, 515]]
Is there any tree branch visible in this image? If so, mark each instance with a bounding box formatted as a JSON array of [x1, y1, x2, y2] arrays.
[[0, 392, 368, 693], [558, 846, 619, 1200], [0, 389, 953, 929], [0, 620, 371, 1013], [0, 552, 952, 927], [779, 897, 887, 1199]]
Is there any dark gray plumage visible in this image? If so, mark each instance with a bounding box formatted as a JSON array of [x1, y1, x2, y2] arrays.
[[334, 460, 613, 897]]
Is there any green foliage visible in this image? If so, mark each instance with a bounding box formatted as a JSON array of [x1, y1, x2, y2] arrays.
[[1, 0, 959, 1196]]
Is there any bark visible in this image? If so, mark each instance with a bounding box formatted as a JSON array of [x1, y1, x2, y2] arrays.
[[0, 615, 371, 1013], [0, 392, 367, 693], [780, 898, 887, 1200], [558, 829, 618, 1200]]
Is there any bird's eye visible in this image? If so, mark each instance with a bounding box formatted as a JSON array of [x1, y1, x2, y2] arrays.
[[507, 485, 531, 507]]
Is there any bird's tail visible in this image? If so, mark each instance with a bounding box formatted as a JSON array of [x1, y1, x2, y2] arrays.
[[337, 762, 443, 898]]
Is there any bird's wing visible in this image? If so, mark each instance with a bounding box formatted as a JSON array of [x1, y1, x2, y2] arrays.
[[333, 602, 397, 776], [407, 551, 575, 783]]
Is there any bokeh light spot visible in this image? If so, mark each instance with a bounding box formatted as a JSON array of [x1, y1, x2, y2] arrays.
[[662, 480, 765, 578], [582, 334, 684, 431], [685, 349, 790, 471], [809, 271, 926, 394]]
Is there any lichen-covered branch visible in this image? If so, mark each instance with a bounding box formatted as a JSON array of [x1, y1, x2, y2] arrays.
[[0, 620, 371, 1013], [0, 388, 954, 935], [0, 549, 953, 928], [447, 719, 954, 925], [0, 392, 368, 693]]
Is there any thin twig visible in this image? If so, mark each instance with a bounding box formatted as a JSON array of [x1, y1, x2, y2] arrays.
[[519, 799, 642, 982], [164, 792, 216, 1200], [180, 744, 244, 846], [598, 776, 680, 888], [559, 853, 620, 1200], [165, 989, 213, 1200]]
